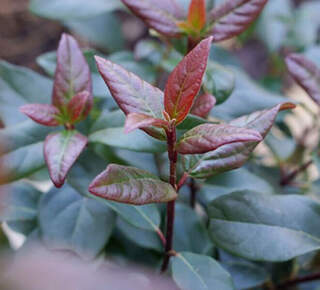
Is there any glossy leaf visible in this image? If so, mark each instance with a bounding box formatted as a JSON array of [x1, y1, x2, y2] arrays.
[[164, 37, 212, 124], [39, 184, 116, 258], [44, 130, 88, 188], [190, 93, 216, 118], [67, 91, 90, 123], [20, 104, 60, 126], [121, 0, 183, 37], [209, 191, 320, 261], [53, 33, 93, 112], [208, 0, 268, 42], [176, 123, 262, 154], [285, 53, 320, 106], [171, 252, 235, 290], [89, 164, 177, 205], [124, 113, 168, 134]]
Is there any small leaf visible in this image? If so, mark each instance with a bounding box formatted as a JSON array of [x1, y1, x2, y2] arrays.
[[44, 130, 87, 188], [121, 0, 183, 36], [67, 91, 90, 124], [177, 123, 262, 154], [187, 0, 207, 31], [53, 33, 93, 111], [20, 104, 60, 126], [285, 53, 320, 106], [164, 37, 212, 124], [171, 252, 235, 290], [124, 113, 168, 133], [208, 0, 268, 42], [190, 93, 216, 118], [89, 164, 177, 205]]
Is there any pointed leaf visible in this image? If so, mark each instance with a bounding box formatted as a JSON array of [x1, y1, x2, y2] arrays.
[[285, 53, 320, 106], [208, 0, 268, 42], [171, 252, 235, 290], [208, 191, 320, 261], [53, 33, 93, 112], [67, 91, 90, 123], [121, 0, 183, 36], [44, 130, 87, 188], [89, 164, 177, 205], [164, 37, 212, 124], [187, 0, 207, 31], [20, 104, 60, 126], [177, 123, 262, 154], [95, 55, 165, 139], [124, 113, 168, 133], [190, 93, 216, 118]]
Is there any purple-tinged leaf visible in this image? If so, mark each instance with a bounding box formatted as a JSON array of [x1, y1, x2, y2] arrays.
[[164, 37, 212, 124], [191, 93, 216, 118], [208, 0, 268, 42], [89, 164, 177, 205], [124, 113, 168, 133], [67, 91, 90, 124], [285, 53, 320, 106], [176, 123, 262, 154], [44, 130, 87, 188], [20, 104, 60, 127], [121, 0, 184, 37], [52, 33, 93, 110]]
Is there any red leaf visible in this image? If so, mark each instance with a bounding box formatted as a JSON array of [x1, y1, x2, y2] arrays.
[[20, 104, 60, 126], [67, 91, 90, 124], [121, 0, 183, 37], [208, 0, 268, 42], [188, 0, 207, 31], [164, 37, 212, 124], [176, 123, 262, 154], [124, 113, 168, 133], [191, 93, 216, 118], [52, 33, 93, 111], [44, 131, 87, 188], [285, 53, 320, 106]]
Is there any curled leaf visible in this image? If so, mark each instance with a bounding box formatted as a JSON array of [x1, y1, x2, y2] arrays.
[[191, 93, 216, 118], [89, 164, 177, 205], [67, 91, 90, 124], [164, 37, 212, 124], [124, 113, 168, 133], [20, 104, 60, 127]]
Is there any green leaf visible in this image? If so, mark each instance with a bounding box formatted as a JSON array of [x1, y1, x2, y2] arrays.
[[89, 127, 166, 153], [171, 252, 235, 290], [208, 191, 320, 262], [89, 164, 177, 205], [29, 0, 123, 20], [0, 61, 52, 126], [39, 184, 116, 258]]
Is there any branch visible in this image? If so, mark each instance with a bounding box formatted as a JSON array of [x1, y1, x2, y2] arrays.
[[276, 272, 320, 289], [280, 160, 313, 186]]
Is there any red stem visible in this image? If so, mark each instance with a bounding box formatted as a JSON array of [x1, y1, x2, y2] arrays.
[[276, 272, 320, 289], [280, 160, 313, 186], [189, 178, 197, 209]]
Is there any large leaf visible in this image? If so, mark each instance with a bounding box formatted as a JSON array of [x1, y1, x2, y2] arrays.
[[286, 53, 320, 106], [177, 123, 262, 154], [208, 191, 320, 261], [0, 61, 52, 126], [39, 184, 116, 258], [53, 34, 92, 113], [208, 0, 268, 42], [20, 104, 60, 126], [121, 0, 184, 37], [89, 164, 177, 205], [29, 0, 123, 20], [171, 252, 235, 290], [164, 37, 212, 124], [44, 130, 88, 188]]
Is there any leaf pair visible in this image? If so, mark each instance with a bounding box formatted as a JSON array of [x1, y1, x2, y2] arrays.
[[122, 0, 267, 42], [20, 34, 93, 188]]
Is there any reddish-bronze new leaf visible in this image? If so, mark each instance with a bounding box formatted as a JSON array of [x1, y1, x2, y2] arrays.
[[67, 91, 90, 124], [208, 0, 268, 42], [190, 93, 216, 118], [188, 0, 207, 31], [121, 0, 183, 37], [52, 33, 93, 112], [164, 37, 212, 124], [285, 53, 320, 106], [44, 130, 87, 188], [20, 104, 60, 127], [124, 113, 168, 133]]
